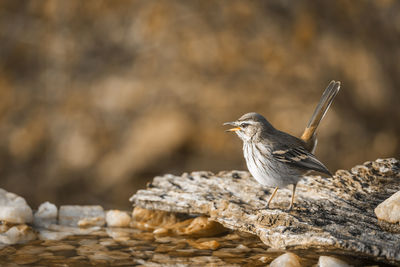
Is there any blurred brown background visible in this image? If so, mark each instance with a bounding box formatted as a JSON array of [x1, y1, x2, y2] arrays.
[[0, 0, 399, 210]]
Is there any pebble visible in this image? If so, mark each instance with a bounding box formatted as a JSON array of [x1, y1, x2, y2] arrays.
[[38, 224, 100, 241], [38, 229, 73, 241], [78, 216, 105, 227], [34, 201, 58, 228], [0, 225, 36, 245], [47, 244, 76, 251], [99, 238, 116, 246], [14, 245, 46, 255], [375, 190, 400, 223], [106, 210, 131, 227], [179, 216, 227, 237], [59, 205, 105, 227], [106, 228, 131, 242], [13, 254, 40, 265], [269, 252, 301, 267], [0, 188, 33, 224], [318, 256, 351, 267], [187, 239, 220, 250]]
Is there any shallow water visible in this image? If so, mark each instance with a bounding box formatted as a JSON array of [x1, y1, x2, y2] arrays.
[[0, 226, 392, 266]]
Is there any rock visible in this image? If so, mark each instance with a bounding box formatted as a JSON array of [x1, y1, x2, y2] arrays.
[[186, 239, 220, 250], [38, 224, 101, 241], [270, 252, 301, 267], [131, 207, 228, 238], [13, 254, 40, 265], [34, 201, 58, 228], [106, 227, 134, 242], [375, 190, 400, 224], [176, 216, 227, 237], [0, 224, 36, 245], [105, 210, 131, 227], [78, 217, 105, 227], [130, 158, 400, 264], [38, 229, 73, 241], [0, 188, 33, 224], [318, 256, 351, 267], [59, 205, 105, 227], [131, 206, 180, 231]]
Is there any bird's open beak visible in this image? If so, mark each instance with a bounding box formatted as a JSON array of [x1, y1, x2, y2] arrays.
[[223, 122, 240, 132]]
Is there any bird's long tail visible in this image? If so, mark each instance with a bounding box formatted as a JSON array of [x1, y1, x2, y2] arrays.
[[301, 80, 340, 152]]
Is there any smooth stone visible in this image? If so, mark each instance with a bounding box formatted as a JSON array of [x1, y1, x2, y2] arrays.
[[270, 252, 301, 267], [0, 188, 33, 224], [186, 239, 220, 251], [106, 210, 131, 227], [47, 244, 76, 251], [38, 224, 101, 241], [59, 205, 105, 227], [34, 201, 58, 228], [318, 256, 351, 267], [13, 254, 40, 265], [38, 229, 73, 241], [78, 216, 106, 227], [375, 190, 400, 223], [106, 228, 132, 242], [0, 224, 36, 245]]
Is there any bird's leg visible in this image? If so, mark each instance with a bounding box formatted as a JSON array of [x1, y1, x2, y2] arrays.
[[266, 187, 279, 208], [288, 183, 297, 211]]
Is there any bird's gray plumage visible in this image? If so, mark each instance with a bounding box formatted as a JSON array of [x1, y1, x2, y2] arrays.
[[225, 81, 339, 210], [226, 112, 331, 188]]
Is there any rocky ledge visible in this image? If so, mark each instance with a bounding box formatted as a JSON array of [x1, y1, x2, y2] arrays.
[[131, 158, 400, 265]]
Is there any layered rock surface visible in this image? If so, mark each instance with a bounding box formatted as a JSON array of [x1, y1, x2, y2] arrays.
[[131, 158, 400, 264]]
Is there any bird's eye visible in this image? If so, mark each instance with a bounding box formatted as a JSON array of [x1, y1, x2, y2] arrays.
[[240, 123, 249, 128]]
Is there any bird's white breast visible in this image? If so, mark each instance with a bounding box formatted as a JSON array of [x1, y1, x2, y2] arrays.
[[243, 142, 291, 188]]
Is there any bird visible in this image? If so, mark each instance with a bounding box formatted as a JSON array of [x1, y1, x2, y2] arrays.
[[224, 80, 340, 210]]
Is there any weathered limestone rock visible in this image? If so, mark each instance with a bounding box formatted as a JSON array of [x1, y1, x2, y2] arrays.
[[34, 202, 58, 228], [130, 158, 400, 264], [0, 188, 33, 224], [375, 190, 400, 223], [106, 210, 131, 227], [59, 205, 105, 227]]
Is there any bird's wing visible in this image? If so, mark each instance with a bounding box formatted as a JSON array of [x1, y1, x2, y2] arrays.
[[272, 146, 332, 176]]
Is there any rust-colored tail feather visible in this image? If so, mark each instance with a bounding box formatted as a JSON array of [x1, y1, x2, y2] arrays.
[[301, 80, 341, 152]]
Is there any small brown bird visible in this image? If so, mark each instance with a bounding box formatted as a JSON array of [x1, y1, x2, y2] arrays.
[[224, 81, 340, 210]]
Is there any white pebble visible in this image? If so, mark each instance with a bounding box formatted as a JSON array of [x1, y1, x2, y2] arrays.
[[270, 252, 301, 267], [106, 210, 131, 227], [0, 188, 33, 224], [34, 202, 58, 228], [0, 224, 36, 245], [375, 190, 400, 223], [318, 256, 352, 267]]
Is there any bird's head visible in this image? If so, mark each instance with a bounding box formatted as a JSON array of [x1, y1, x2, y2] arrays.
[[224, 112, 273, 142]]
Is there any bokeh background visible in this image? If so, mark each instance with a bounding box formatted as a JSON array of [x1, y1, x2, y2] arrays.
[[0, 0, 399, 210]]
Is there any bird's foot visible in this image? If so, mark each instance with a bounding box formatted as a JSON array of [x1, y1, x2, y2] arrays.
[[287, 203, 295, 211]]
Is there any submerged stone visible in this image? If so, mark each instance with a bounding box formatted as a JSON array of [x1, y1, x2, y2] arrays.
[[270, 252, 301, 267], [318, 256, 351, 267]]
